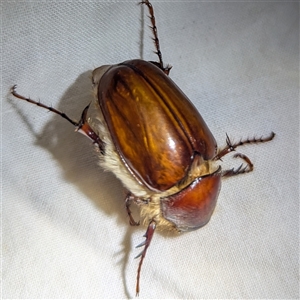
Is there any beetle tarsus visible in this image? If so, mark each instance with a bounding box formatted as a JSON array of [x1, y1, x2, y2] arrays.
[[222, 165, 247, 177], [222, 153, 254, 177], [11, 85, 80, 127], [215, 133, 274, 177], [135, 220, 156, 296], [140, 0, 171, 74], [11, 85, 106, 154], [233, 153, 254, 172], [214, 132, 275, 161]]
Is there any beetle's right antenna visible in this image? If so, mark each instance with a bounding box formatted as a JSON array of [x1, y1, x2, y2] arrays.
[[140, 0, 171, 75]]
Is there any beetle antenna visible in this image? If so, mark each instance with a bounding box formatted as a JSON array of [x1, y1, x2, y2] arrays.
[[214, 132, 275, 161], [135, 220, 156, 296], [140, 0, 171, 75]]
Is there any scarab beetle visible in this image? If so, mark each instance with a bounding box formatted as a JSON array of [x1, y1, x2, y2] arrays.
[[11, 0, 275, 296]]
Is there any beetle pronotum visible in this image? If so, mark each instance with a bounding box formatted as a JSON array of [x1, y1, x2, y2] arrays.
[[11, 0, 275, 296]]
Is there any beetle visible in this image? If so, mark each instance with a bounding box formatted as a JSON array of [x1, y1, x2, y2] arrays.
[[11, 0, 275, 296]]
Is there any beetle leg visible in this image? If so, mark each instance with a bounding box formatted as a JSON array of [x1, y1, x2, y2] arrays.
[[221, 153, 254, 177], [11, 85, 105, 154], [213, 132, 275, 161], [140, 0, 172, 75], [125, 193, 140, 226], [11, 85, 79, 126], [233, 153, 254, 172], [135, 220, 156, 296]]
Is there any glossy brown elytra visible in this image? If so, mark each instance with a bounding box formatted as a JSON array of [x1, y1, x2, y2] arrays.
[[11, 0, 275, 296]]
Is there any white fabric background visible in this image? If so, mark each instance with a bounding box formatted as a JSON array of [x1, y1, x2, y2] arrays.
[[2, 1, 299, 299]]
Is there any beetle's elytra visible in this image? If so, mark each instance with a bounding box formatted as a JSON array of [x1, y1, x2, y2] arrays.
[[11, 0, 275, 296]]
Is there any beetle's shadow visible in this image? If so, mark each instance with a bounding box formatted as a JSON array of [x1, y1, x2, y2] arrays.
[[21, 72, 131, 226], [10, 70, 169, 298], [9, 4, 179, 297]]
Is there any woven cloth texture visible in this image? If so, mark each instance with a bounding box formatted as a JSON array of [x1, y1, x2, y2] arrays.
[[2, 1, 299, 299]]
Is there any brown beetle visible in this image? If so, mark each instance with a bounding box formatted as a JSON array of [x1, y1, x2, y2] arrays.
[[11, 0, 275, 296]]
